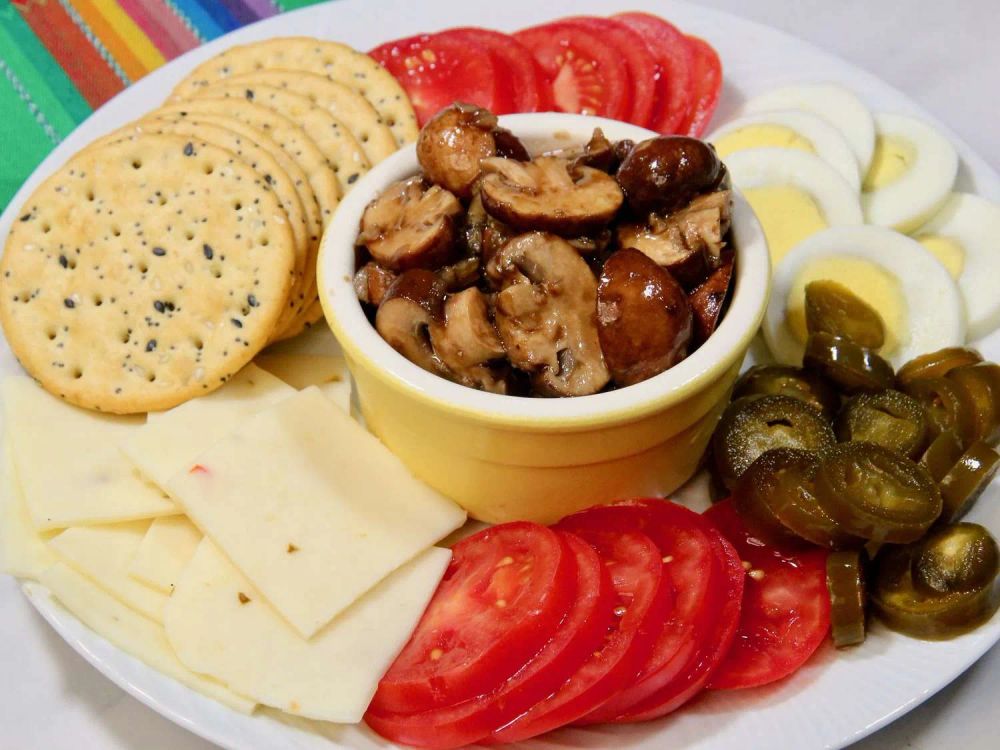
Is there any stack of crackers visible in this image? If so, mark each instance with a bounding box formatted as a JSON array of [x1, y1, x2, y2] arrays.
[[0, 37, 418, 415]]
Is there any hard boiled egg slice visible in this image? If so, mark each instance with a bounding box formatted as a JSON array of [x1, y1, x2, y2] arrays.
[[709, 110, 860, 189], [862, 113, 957, 232], [723, 148, 863, 267], [764, 225, 965, 367], [743, 83, 875, 174], [914, 192, 1000, 340]]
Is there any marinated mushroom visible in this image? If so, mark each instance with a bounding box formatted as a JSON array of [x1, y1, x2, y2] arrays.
[[354, 261, 398, 307], [616, 190, 732, 286], [480, 156, 624, 236], [616, 136, 727, 215], [597, 248, 693, 386], [416, 103, 527, 199], [429, 288, 508, 393], [359, 176, 463, 270], [375, 270, 448, 375], [493, 232, 611, 396], [689, 250, 735, 345], [437, 257, 481, 291]]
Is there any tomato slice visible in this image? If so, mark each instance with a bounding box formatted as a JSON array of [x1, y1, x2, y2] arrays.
[[677, 35, 723, 137], [513, 22, 631, 121], [433, 27, 550, 114], [370, 522, 575, 715], [614, 12, 694, 134], [618, 524, 744, 721], [554, 499, 721, 723], [557, 17, 658, 126], [364, 532, 613, 749], [369, 33, 511, 124], [703, 500, 831, 690], [490, 530, 670, 743]]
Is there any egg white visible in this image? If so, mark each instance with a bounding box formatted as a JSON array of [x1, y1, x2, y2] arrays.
[[764, 225, 966, 367], [862, 113, 957, 232], [708, 110, 861, 190], [915, 192, 1000, 341], [743, 83, 875, 174]]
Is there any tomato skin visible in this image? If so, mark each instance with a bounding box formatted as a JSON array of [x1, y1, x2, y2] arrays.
[[513, 23, 632, 121], [364, 532, 613, 750], [677, 35, 723, 136], [489, 529, 671, 743], [370, 522, 576, 715], [614, 12, 694, 134], [557, 17, 658, 126], [369, 33, 510, 124], [703, 500, 831, 690]]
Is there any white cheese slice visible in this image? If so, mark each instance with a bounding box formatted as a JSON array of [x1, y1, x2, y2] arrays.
[[166, 539, 450, 722], [0, 438, 58, 579], [165, 387, 466, 638], [2, 376, 178, 530], [122, 364, 295, 488], [48, 521, 168, 622], [128, 516, 202, 593], [254, 353, 346, 389], [39, 561, 255, 714]]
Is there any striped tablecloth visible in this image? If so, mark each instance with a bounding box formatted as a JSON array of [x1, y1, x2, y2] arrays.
[[0, 0, 328, 210]]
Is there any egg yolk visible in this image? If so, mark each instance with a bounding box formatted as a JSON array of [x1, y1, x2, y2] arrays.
[[713, 125, 815, 159], [864, 134, 917, 191], [786, 256, 907, 356], [917, 234, 965, 279], [743, 185, 828, 266]]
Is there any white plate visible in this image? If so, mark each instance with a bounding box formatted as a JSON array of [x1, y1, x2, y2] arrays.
[[2, 0, 999, 748]]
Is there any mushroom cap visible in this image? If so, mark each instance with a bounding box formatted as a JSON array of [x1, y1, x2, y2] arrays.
[[480, 156, 624, 237], [374, 269, 447, 374], [689, 250, 735, 345], [493, 232, 610, 396], [616, 136, 725, 215], [359, 176, 462, 271], [417, 103, 500, 199], [353, 261, 398, 306]]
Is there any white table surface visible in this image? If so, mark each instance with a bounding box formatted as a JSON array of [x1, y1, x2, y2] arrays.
[[1, 0, 997, 747]]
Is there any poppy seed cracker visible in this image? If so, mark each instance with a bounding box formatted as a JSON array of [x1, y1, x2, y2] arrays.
[[0, 134, 295, 414]]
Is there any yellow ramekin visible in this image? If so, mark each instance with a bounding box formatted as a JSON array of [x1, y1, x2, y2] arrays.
[[319, 113, 770, 524]]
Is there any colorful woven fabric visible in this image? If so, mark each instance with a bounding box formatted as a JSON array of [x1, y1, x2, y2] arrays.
[[0, 0, 329, 210]]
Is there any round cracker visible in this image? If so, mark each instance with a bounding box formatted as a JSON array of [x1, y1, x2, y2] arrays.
[[0, 135, 295, 414], [203, 70, 397, 166], [189, 84, 370, 195], [169, 37, 418, 146]]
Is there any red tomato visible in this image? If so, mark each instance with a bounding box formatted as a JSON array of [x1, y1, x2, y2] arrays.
[[677, 35, 723, 136], [513, 22, 631, 121], [703, 500, 831, 690], [364, 532, 613, 749], [555, 499, 722, 723], [490, 530, 671, 743], [369, 33, 511, 124], [557, 17, 659, 126], [370, 522, 576, 715], [614, 12, 694, 134], [618, 524, 744, 721], [433, 27, 550, 113]]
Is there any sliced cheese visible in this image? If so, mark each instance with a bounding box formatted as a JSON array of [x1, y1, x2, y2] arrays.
[[254, 353, 346, 390], [167, 539, 450, 722], [122, 364, 295, 488], [48, 521, 168, 622], [39, 562, 255, 714], [165, 387, 466, 638], [0, 438, 58, 579], [2, 376, 177, 530], [128, 516, 202, 593]]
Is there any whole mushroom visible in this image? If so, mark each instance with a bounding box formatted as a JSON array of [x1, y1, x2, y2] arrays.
[[616, 136, 726, 215]]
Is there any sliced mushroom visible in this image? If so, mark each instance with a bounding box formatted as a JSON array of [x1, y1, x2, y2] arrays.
[[429, 288, 508, 393], [569, 128, 631, 174], [480, 156, 624, 237], [493, 232, 610, 396], [616, 136, 726, 215], [375, 270, 448, 374], [616, 190, 732, 288], [359, 176, 463, 271], [689, 250, 736, 345], [354, 261, 398, 306], [597, 248, 693, 386], [417, 103, 528, 198], [437, 257, 481, 292]]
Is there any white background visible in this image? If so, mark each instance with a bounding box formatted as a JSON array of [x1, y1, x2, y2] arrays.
[[1, 0, 997, 748]]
